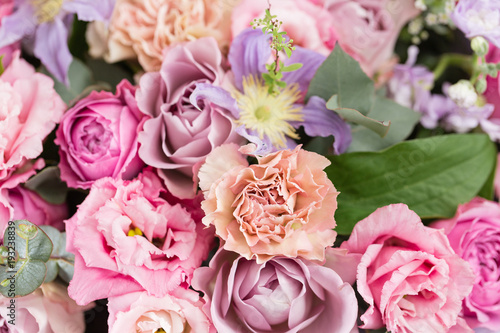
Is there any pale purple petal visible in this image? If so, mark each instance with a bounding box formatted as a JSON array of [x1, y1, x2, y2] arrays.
[[282, 46, 325, 95], [452, 0, 500, 48], [189, 83, 240, 118], [0, 4, 36, 49], [235, 126, 273, 155], [34, 19, 73, 84], [63, 0, 116, 22], [291, 96, 352, 154], [228, 28, 271, 90]]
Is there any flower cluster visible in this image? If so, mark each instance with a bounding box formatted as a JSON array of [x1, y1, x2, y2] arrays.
[[0, 0, 500, 332]]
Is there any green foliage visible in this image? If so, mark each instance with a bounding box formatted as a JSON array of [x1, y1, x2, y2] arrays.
[[251, 8, 302, 95], [0, 220, 53, 297], [307, 44, 420, 152], [24, 167, 68, 205], [326, 134, 496, 235], [40, 226, 74, 284]]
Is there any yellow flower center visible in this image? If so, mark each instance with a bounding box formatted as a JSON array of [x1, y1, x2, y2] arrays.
[[127, 227, 143, 237], [31, 0, 64, 23], [232, 75, 303, 148]]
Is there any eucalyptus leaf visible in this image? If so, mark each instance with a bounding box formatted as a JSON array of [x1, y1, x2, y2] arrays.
[[326, 134, 496, 235], [39, 226, 74, 283], [24, 167, 68, 205], [0, 220, 53, 297]]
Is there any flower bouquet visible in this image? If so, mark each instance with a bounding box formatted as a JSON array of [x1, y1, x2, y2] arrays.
[[0, 0, 499, 332]]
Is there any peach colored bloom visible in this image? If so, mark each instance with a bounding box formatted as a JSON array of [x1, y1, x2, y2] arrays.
[[91, 0, 235, 72], [198, 144, 338, 263]]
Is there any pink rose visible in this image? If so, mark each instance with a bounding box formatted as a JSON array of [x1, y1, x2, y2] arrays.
[[431, 198, 500, 332], [231, 0, 338, 56], [137, 37, 240, 199], [192, 248, 359, 333], [107, 289, 214, 333], [0, 282, 93, 333], [92, 0, 234, 71], [0, 52, 65, 181], [55, 79, 145, 189], [484, 44, 500, 119], [341, 204, 475, 333], [0, 0, 18, 68], [198, 144, 338, 263], [66, 168, 214, 306], [324, 0, 420, 76]]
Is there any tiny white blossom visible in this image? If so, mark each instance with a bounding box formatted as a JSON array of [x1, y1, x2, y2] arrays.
[[448, 80, 478, 108]]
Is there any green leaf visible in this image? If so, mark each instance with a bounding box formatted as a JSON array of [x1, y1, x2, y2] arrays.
[[326, 95, 390, 137], [281, 63, 303, 72], [326, 134, 496, 235], [477, 152, 497, 200], [40, 58, 94, 105], [24, 167, 68, 205], [306, 43, 374, 114], [283, 46, 292, 58], [0, 220, 53, 297], [39, 226, 74, 283], [307, 44, 420, 151], [347, 96, 420, 152]]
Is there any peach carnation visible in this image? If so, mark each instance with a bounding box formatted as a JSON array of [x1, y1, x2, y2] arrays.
[[90, 0, 236, 72], [198, 144, 339, 263]]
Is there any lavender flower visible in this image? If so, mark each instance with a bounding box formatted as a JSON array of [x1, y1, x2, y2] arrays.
[[451, 0, 500, 48], [0, 0, 115, 84], [191, 28, 352, 155]]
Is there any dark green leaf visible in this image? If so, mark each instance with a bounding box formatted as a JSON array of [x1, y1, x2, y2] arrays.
[[326, 134, 496, 234], [24, 167, 68, 205]]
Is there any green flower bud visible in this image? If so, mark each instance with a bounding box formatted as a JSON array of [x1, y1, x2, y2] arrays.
[[475, 78, 487, 94], [471, 36, 489, 57]]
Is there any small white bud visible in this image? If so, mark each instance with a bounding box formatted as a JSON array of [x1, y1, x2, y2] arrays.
[[448, 80, 478, 108]]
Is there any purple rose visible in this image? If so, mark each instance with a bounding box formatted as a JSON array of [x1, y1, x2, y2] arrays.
[[55, 79, 145, 189], [452, 0, 500, 48], [192, 248, 359, 333], [136, 37, 240, 199]]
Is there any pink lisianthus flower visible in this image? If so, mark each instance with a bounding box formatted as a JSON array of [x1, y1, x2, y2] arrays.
[[136, 37, 241, 199], [324, 0, 420, 77], [192, 247, 360, 333], [0, 282, 94, 333], [198, 144, 338, 264], [431, 198, 500, 332], [231, 0, 338, 56], [66, 168, 214, 306], [107, 289, 214, 333], [55, 79, 145, 189], [0, 52, 65, 181], [341, 204, 475, 333]]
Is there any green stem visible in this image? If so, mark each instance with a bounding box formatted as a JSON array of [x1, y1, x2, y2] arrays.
[[432, 53, 473, 80]]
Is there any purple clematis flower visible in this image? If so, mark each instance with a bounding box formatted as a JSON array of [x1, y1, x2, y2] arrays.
[[0, 0, 115, 84], [191, 28, 351, 155]]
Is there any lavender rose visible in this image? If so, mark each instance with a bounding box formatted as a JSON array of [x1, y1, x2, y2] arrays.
[[136, 37, 240, 199], [192, 248, 359, 333], [55, 79, 145, 189]]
